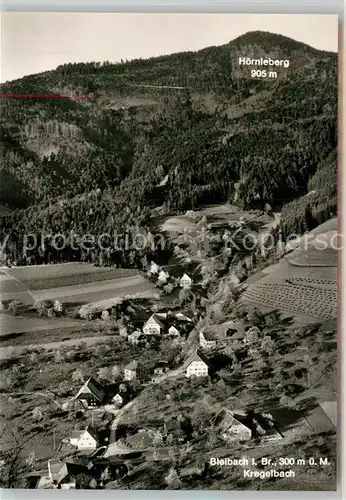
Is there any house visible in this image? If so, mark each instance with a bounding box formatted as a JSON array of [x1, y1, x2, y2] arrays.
[[74, 377, 105, 408], [143, 314, 165, 336], [48, 459, 64, 484], [69, 425, 99, 450], [185, 353, 209, 378], [149, 261, 159, 274], [168, 325, 180, 337], [55, 461, 89, 489], [199, 331, 217, 349], [48, 459, 89, 489], [180, 273, 192, 289], [128, 331, 146, 346], [112, 393, 123, 406], [213, 409, 252, 442], [124, 360, 148, 382]]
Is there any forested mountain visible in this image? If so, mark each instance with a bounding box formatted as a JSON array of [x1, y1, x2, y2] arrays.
[[0, 31, 338, 266]]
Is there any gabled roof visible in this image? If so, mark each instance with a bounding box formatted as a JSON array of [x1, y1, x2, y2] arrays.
[[83, 425, 99, 441], [128, 331, 145, 340], [124, 360, 145, 371], [71, 425, 98, 442], [144, 313, 165, 329], [168, 325, 180, 334], [216, 409, 251, 433], [74, 377, 105, 402], [200, 330, 218, 342], [180, 273, 192, 282], [184, 351, 209, 370]]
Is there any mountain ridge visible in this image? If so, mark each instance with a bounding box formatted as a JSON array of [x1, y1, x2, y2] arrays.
[[0, 30, 338, 267]]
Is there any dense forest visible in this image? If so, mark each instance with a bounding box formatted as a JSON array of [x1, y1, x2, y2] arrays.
[[0, 31, 338, 266]]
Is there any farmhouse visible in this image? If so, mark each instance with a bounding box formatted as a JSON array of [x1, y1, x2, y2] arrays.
[[180, 273, 192, 289], [168, 325, 180, 337], [185, 353, 209, 378], [213, 409, 252, 442], [143, 314, 165, 336], [199, 331, 217, 349], [149, 261, 159, 274], [124, 360, 148, 382], [69, 425, 99, 450], [48, 459, 64, 484], [74, 377, 105, 408], [128, 331, 146, 346]]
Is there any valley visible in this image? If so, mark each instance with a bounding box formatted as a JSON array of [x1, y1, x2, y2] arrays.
[[0, 26, 338, 492]]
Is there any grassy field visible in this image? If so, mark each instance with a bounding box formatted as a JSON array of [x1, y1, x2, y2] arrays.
[[30, 275, 155, 303], [240, 217, 338, 324], [3, 264, 139, 288], [1, 264, 155, 308]]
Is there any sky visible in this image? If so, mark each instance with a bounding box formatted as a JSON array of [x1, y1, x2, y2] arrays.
[[0, 13, 339, 83]]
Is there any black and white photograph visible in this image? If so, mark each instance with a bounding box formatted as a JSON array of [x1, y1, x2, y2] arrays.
[[0, 12, 339, 491]]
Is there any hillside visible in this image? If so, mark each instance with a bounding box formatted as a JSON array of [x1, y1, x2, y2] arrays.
[[0, 30, 338, 267]]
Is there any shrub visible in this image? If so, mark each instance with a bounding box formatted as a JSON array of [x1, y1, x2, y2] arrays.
[[47, 307, 56, 319], [8, 300, 22, 316]]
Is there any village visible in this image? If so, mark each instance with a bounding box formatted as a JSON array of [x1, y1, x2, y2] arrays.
[[2, 260, 334, 490]]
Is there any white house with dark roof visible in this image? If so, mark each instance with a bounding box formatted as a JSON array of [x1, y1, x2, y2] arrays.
[[74, 377, 105, 408], [124, 360, 148, 382], [180, 273, 192, 289], [185, 353, 209, 378], [69, 425, 99, 450], [143, 314, 165, 336], [199, 331, 217, 349], [168, 325, 180, 337], [213, 409, 252, 442]]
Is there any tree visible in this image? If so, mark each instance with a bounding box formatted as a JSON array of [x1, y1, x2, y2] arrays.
[[165, 468, 182, 489], [111, 365, 122, 381], [29, 351, 38, 365], [246, 326, 261, 343], [54, 347, 66, 364], [101, 310, 110, 321], [47, 307, 56, 319], [89, 478, 98, 489], [0, 422, 37, 488], [32, 407, 43, 421], [260, 335, 276, 355], [53, 300, 63, 314], [76, 473, 92, 489], [8, 300, 21, 316], [25, 451, 37, 469], [101, 467, 111, 485], [98, 366, 112, 382], [72, 369, 84, 384]]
